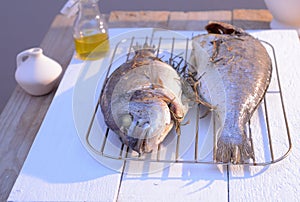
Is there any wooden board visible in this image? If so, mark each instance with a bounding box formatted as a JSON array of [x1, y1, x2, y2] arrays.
[[0, 14, 75, 201], [109, 11, 170, 28], [168, 11, 231, 30], [233, 9, 272, 29], [0, 10, 282, 201]]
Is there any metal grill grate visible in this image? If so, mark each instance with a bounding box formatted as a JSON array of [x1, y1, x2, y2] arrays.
[[84, 35, 292, 166]]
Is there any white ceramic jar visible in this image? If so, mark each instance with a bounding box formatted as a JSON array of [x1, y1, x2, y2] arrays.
[[15, 48, 62, 96], [264, 0, 300, 33]]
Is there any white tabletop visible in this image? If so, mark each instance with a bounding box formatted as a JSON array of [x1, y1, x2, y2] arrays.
[[9, 29, 300, 201]]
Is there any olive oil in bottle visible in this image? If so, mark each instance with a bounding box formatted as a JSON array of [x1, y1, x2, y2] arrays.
[[73, 0, 109, 60], [74, 32, 109, 60]]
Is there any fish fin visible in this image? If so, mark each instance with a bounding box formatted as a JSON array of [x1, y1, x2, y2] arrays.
[[195, 97, 215, 110], [205, 21, 245, 36], [215, 136, 254, 164], [133, 42, 156, 54]]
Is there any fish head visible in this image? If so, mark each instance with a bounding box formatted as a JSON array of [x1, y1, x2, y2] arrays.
[[118, 90, 174, 153]]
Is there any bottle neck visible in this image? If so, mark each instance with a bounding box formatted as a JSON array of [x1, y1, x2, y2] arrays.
[[78, 0, 100, 17], [73, 0, 107, 38]]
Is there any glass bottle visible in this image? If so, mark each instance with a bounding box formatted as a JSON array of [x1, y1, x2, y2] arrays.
[[73, 0, 109, 60]]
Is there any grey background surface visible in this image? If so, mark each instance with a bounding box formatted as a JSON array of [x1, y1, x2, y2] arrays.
[[0, 0, 267, 113]]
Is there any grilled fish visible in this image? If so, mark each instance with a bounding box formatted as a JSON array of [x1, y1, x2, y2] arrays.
[[100, 46, 189, 154], [191, 22, 272, 163]]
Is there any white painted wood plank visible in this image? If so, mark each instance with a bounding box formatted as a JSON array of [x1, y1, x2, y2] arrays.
[[8, 29, 132, 201], [229, 30, 300, 201], [8, 62, 122, 201], [10, 29, 300, 202], [118, 30, 229, 202], [118, 163, 228, 202], [8, 29, 202, 201]]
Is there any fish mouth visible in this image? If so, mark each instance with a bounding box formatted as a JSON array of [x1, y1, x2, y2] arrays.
[[117, 90, 175, 154], [121, 121, 174, 154]]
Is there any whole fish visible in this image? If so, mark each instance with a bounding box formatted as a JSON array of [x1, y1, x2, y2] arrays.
[[100, 46, 189, 154], [191, 22, 272, 163]]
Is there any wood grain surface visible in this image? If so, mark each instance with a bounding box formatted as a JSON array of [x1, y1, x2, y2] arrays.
[[0, 10, 273, 201], [0, 15, 75, 201]]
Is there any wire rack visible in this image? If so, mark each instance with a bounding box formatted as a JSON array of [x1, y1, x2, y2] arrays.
[[83, 35, 292, 166]]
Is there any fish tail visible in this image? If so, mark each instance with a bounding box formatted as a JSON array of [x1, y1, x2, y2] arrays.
[[216, 131, 254, 164]]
